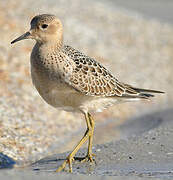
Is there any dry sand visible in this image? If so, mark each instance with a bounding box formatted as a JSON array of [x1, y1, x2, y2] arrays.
[[0, 0, 173, 179]]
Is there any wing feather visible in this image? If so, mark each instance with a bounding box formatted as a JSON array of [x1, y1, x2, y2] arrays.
[[62, 45, 141, 98]]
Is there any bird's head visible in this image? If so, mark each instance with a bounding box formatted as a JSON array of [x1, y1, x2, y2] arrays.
[[11, 14, 63, 45]]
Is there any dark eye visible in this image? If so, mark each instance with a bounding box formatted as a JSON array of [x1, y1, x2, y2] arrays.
[[41, 24, 48, 29]]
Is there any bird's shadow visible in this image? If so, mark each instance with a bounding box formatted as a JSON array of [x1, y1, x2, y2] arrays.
[[31, 154, 96, 172]]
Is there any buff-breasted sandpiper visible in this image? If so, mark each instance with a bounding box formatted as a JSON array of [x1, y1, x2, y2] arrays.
[[11, 14, 164, 172]]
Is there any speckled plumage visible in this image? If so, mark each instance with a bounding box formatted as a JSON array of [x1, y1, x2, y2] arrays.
[[62, 45, 139, 97], [11, 14, 164, 172]]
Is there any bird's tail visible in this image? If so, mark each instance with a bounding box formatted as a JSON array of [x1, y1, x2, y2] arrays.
[[132, 87, 164, 98], [121, 82, 164, 100]]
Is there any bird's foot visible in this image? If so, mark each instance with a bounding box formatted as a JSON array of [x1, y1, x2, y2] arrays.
[[56, 156, 74, 173], [55, 153, 96, 173], [80, 153, 96, 163]]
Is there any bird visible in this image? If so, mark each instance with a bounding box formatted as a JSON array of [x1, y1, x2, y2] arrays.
[[11, 14, 164, 172]]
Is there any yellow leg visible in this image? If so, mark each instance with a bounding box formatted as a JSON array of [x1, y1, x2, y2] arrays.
[[88, 113, 95, 161], [82, 113, 95, 162], [56, 112, 93, 172]]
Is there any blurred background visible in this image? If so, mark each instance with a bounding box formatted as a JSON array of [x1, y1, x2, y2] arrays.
[[0, 0, 172, 164]]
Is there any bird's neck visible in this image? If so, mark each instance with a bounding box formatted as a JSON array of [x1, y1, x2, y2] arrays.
[[53, 35, 63, 50], [37, 35, 63, 52]]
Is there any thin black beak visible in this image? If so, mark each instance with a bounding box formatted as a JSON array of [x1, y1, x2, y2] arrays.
[[11, 31, 31, 44]]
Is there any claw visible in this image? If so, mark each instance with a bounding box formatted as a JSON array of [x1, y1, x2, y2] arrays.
[[81, 153, 96, 163], [56, 156, 74, 172]]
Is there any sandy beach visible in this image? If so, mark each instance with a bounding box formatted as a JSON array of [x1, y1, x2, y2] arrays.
[[1, 108, 173, 179], [0, 0, 173, 179]]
